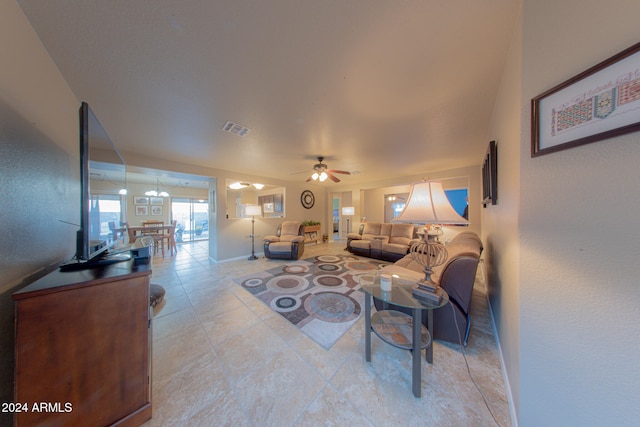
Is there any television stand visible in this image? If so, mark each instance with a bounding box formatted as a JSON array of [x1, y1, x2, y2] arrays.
[[59, 251, 132, 272]]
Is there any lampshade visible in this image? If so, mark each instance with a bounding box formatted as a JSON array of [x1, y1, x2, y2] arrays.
[[394, 181, 467, 225], [245, 204, 262, 217], [342, 206, 355, 216]]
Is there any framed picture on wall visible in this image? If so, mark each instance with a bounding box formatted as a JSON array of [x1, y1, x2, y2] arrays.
[[482, 140, 497, 207], [151, 206, 163, 216], [531, 41, 640, 157], [134, 196, 149, 205], [135, 205, 149, 216], [150, 197, 164, 205]]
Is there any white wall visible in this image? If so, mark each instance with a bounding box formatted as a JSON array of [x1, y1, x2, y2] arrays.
[[518, 1, 640, 425], [482, 2, 523, 420]]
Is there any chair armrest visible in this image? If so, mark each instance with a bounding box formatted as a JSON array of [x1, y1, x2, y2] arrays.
[[264, 235, 280, 242], [347, 233, 362, 240], [290, 236, 304, 243]]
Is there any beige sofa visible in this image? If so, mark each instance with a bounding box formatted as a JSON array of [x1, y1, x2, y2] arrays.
[[376, 231, 483, 345], [347, 222, 418, 262]]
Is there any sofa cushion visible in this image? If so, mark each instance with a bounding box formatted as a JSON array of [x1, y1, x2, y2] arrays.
[[350, 239, 372, 251], [361, 223, 382, 240], [388, 224, 414, 246], [391, 232, 482, 284], [382, 242, 410, 255], [279, 221, 302, 242]]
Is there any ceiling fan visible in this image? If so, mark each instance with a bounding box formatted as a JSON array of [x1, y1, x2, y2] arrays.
[[306, 156, 351, 183]]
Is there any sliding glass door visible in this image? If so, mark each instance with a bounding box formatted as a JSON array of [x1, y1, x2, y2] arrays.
[[171, 198, 209, 242]]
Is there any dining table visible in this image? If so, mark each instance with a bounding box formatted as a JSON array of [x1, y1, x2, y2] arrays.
[[128, 225, 176, 257]]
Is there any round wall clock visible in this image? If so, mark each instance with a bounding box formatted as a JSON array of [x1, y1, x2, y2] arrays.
[[300, 190, 315, 209]]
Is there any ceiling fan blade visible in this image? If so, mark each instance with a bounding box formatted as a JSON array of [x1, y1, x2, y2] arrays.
[[306, 176, 313, 182], [327, 173, 340, 183], [327, 169, 350, 175]]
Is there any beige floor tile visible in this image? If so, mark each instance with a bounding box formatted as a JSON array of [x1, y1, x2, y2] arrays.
[[142, 240, 512, 427]]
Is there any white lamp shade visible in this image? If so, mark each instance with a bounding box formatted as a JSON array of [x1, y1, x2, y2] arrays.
[[342, 206, 355, 216], [395, 181, 468, 225], [245, 205, 262, 217]]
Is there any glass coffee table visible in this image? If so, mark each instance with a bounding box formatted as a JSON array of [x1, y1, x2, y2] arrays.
[[360, 273, 449, 398]]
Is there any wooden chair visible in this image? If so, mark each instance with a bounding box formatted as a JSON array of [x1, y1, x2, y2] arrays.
[[141, 220, 164, 256], [166, 220, 178, 256]]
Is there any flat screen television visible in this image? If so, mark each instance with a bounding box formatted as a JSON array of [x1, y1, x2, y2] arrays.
[[60, 102, 130, 270]]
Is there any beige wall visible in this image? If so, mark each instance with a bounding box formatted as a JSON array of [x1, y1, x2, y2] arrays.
[[482, 2, 523, 420], [482, 0, 640, 424], [0, 1, 80, 423]]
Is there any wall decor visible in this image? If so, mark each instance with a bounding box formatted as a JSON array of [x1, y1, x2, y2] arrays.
[[151, 206, 163, 216], [150, 197, 164, 205], [301, 190, 315, 209], [134, 196, 149, 205], [482, 140, 497, 207], [135, 205, 148, 216], [532, 41, 640, 157]]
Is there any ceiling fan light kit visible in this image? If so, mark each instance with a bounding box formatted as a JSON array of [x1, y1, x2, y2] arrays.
[[306, 157, 350, 183]]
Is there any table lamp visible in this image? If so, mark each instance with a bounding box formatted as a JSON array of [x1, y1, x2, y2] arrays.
[[394, 180, 468, 300]]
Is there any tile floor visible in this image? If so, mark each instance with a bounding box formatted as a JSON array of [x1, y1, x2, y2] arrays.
[[142, 240, 512, 427]]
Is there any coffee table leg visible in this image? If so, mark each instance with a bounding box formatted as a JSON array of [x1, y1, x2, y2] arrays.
[[365, 294, 371, 362], [426, 309, 433, 364], [412, 307, 421, 398]]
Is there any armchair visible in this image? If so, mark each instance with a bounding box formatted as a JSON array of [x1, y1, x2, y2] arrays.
[[263, 221, 305, 260]]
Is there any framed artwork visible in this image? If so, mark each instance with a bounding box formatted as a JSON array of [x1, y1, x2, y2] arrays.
[[135, 205, 149, 216], [482, 140, 497, 207], [134, 196, 149, 205], [532, 41, 640, 157], [150, 197, 164, 205], [151, 206, 163, 216]]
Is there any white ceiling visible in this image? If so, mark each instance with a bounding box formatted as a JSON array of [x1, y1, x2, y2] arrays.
[[17, 0, 519, 185]]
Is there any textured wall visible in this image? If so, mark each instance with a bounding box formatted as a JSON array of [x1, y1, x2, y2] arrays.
[[0, 2, 79, 423], [519, 0, 640, 425]]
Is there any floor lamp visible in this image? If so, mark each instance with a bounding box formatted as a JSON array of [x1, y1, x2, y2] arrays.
[[342, 206, 354, 249], [246, 204, 262, 260]]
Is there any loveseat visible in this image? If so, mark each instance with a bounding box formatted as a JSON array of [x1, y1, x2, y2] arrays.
[[347, 222, 417, 262], [376, 231, 483, 345]]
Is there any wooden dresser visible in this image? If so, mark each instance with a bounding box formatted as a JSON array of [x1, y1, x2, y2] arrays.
[[12, 260, 153, 426]]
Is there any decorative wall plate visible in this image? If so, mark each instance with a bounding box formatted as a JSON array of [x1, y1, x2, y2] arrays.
[[300, 190, 315, 209]]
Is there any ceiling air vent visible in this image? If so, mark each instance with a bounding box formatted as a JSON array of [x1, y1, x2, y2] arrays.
[[222, 121, 250, 137]]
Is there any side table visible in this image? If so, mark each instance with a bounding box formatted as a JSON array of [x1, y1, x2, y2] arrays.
[[360, 273, 449, 398]]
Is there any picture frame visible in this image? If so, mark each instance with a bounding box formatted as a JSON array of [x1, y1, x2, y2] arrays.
[[482, 140, 497, 207], [151, 206, 163, 216], [134, 196, 149, 205], [532, 41, 640, 157], [135, 205, 149, 216], [150, 197, 164, 205]]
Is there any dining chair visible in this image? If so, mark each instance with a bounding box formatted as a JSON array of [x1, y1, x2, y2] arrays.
[[142, 220, 165, 256], [164, 220, 178, 256]]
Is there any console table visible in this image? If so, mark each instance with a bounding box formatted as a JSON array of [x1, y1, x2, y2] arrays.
[[12, 260, 153, 426], [360, 273, 449, 398]]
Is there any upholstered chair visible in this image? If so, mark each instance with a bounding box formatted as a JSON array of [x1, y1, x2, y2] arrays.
[[263, 221, 305, 260]]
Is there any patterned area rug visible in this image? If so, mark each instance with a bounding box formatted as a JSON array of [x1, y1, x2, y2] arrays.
[[234, 254, 390, 350]]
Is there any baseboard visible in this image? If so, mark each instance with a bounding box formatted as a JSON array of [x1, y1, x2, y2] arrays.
[[485, 292, 519, 427]]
